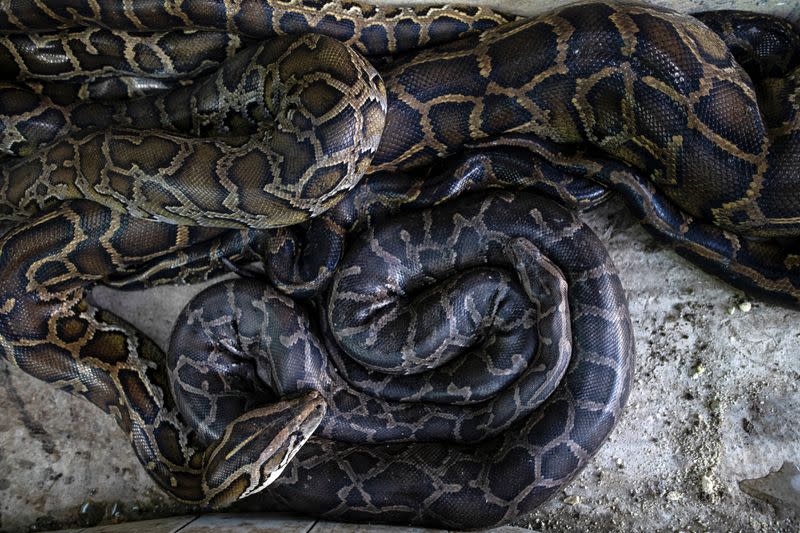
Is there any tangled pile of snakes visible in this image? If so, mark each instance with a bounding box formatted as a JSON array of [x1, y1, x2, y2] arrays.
[[0, 0, 797, 529]]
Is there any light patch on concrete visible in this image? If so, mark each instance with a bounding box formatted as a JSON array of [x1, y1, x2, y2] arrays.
[[740, 462, 800, 515]]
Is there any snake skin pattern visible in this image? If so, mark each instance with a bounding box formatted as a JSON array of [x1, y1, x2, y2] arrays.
[[0, 0, 795, 300], [0, 33, 389, 228], [0, 0, 797, 529], [255, 3, 800, 305], [169, 190, 633, 527]]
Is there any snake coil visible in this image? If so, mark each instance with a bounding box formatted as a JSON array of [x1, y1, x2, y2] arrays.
[[168, 191, 633, 527]]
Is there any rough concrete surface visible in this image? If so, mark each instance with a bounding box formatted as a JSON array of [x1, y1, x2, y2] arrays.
[[0, 1, 799, 532]]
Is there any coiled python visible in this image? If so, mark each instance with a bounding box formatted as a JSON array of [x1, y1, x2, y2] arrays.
[[0, 0, 797, 529], [0, 191, 633, 527]]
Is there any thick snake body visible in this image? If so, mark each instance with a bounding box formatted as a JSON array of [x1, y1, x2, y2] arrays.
[[0, 0, 515, 228], [0, 190, 632, 527], [0, 33, 389, 227], [169, 190, 634, 527], [171, 193, 633, 528], [0, 1, 796, 300], [0, 0, 797, 529], [256, 3, 800, 304]]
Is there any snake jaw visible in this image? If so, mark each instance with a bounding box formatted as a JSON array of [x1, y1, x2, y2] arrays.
[[201, 390, 327, 508], [239, 390, 327, 499]]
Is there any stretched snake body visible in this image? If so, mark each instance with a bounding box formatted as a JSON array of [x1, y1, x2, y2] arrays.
[[0, 0, 797, 528]]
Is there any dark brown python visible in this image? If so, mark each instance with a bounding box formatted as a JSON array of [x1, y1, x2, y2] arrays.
[[0, 0, 795, 300], [169, 190, 633, 527], [0, 33, 389, 228], [259, 3, 800, 305], [0, 0, 797, 529], [0, 190, 633, 527]]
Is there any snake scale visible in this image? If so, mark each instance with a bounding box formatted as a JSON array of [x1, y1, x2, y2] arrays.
[[0, 0, 797, 529]]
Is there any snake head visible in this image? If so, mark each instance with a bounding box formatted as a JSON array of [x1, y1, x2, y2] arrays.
[[201, 390, 326, 508]]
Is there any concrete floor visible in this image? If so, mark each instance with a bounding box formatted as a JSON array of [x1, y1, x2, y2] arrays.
[[0, 1, 799, 532], [51, 512, 535, 532], [0, 197, 797, 532]]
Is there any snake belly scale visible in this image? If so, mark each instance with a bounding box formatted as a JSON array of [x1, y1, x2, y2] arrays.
[[0, 0, 797, 529]]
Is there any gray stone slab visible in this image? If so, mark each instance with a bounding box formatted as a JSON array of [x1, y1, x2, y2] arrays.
[[65, 516, 196, 533], [739, 462, 800, 515], [312, 522, 444, 533], [181, 513, 316, 533], [48, 515, 539, 533]]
